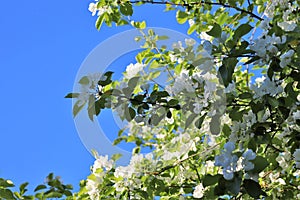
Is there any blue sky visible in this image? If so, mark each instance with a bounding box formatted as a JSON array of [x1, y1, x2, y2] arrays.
[[0, 1, 189, 192]]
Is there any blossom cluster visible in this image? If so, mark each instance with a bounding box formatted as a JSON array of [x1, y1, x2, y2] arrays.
[[71, 1, 300, 199]]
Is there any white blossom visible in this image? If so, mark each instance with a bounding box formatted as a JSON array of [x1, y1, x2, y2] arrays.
[[259, 19, 271, 30], [88, 3, 98, 16], [196, 51, 214, 74], [293, 149, 300, 161], [200, 31, 212, 42], [250, 34, 286, 60], [193, 183, 205, 198], [242, 149, 256, 171], [188, 19, 195, 27], [125, 63, 144, 79], [224, 141, 235, 152], [276, 152, 291, 173], [193, 102, 204, 114], [224, 82, 235, 94], [279, 50, 294, 68], [88, 2, 110, 16], [250, 76, 283, 98], [169, 70, 195, 95], [93, 155, 114, 172], [278, 21, 297, 31], [215, 142, 238, 180], [292, 111, 300, 121], [114, 166, 135, 178], [86, 179, 100, 199], [244, 171, 259, 182], [185, 38, 196, 46], [172, 41, 184, 52]]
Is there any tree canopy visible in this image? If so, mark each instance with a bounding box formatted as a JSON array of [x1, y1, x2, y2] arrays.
[[1, 0, 300, 199]]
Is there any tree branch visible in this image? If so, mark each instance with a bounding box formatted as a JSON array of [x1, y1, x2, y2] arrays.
[[146, 142, 221, 176], [129, 0, 263, 21]]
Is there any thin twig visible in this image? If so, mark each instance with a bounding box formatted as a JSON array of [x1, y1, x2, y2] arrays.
[[146, 142, 221, 175], [129, 0, 263, 21]]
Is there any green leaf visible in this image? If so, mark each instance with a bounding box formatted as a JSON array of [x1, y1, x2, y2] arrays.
[[217, 12, 229, 25], [206, 24, 222, 38], [98, 71, 114, 86], [64, 190, 73, 197], [47, 173, 54, 181], [132, 95, 144, 105], [158, 35, 169, 40], [13, 192, 23, 199], [176, 10, 188, 24], [168, 99, 179, 107], [131, 21, 146, 29], [285, 82, 297, 99], [19, 182, 29, 194], [185, 113, 198, 129], [222, 57, 237, 86], [150, 113, 160, 126], [203, 174, 222, 187], [113, 137, 124, 145], [166, 110, 172, 118], [125, 106, 136, 122], [210, 115, 221, 135], [120, 3, 133, 16], [73, 100, 86, 117], [65, 184, 73, 190], [252, 156, 269, 173], [149, 60, 161, 69], [128, 77, 140, 88], [233, 24, 253, 41], [250, 101, 264, 114], [187, 24, 197, 35], [267, 96, 279, 108], [222, 124, 231, 136], [195, 114, 207, 129], [0, 188, 16, 200], [112, 153, 122, 161], [155, 91, 169, 98], [34, 185, 47, 192], [248, 138, 257, 151], [150, 71, 161, 79], [117, 19, 129, 26], [103, 186, 115, 196], [239, 92, 252, 99], [78, 76, 89, 85], [229, 107, 243, 121], [139, 21, 146, 29], [45, 191, 63, 198], [94, 99, 104, 115], [243, 179, 265, 198], [88, 95, 96, 121], [228, 0, 236, 6], [95, 14, 106, 31], [65, 93, 79, 98], [227, 176, 242, 195]]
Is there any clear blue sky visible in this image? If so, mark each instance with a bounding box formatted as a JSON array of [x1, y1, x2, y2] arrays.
[[0, 1, 188, 192]]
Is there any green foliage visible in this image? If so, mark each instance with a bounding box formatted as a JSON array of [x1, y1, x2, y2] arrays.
[[206, 24, 222, 38], [0, 173, 74, 200]]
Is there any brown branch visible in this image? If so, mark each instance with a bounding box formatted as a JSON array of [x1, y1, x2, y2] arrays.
[[129, 0, 263, 21]]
